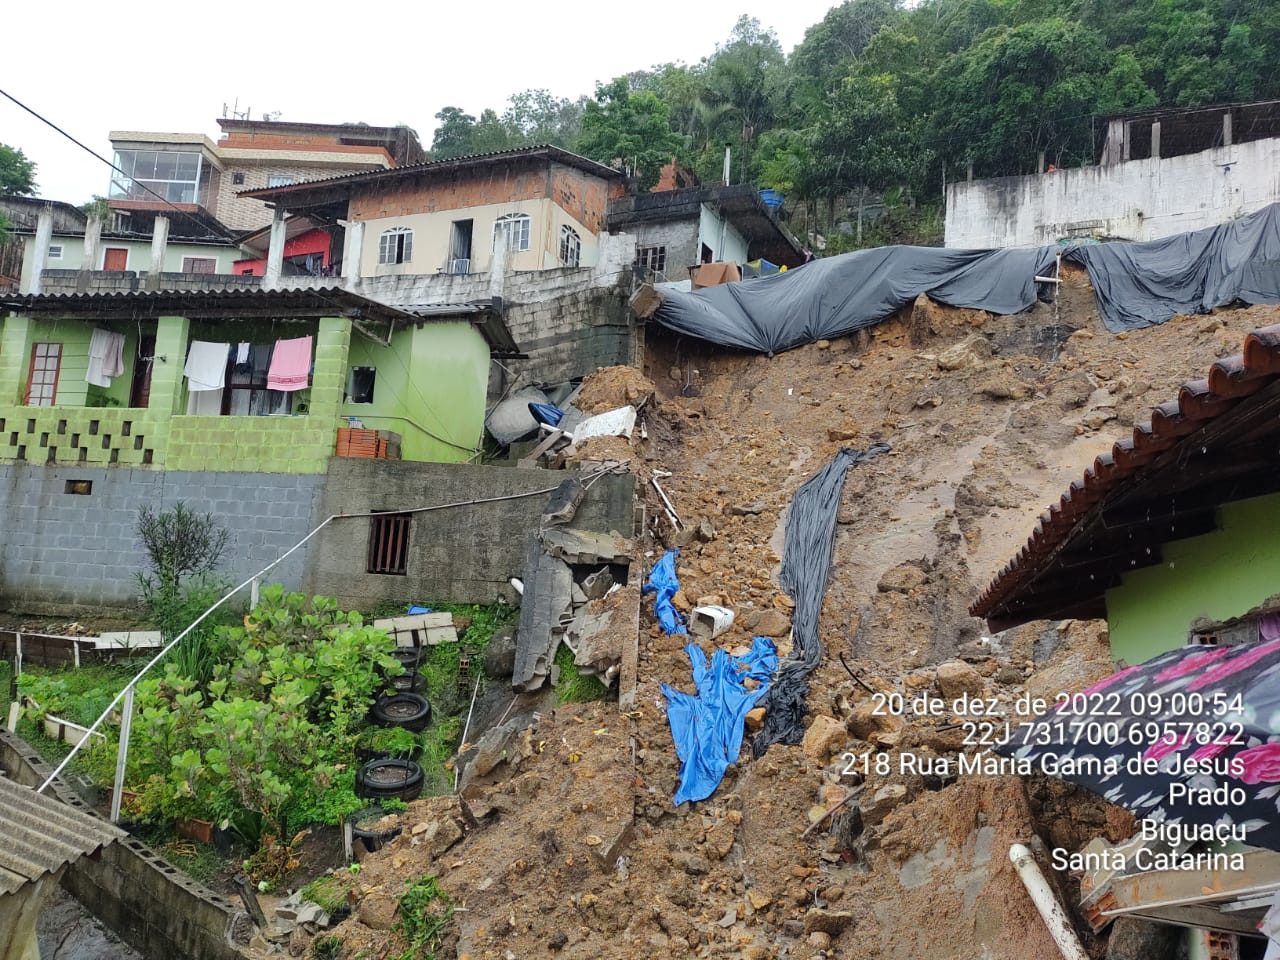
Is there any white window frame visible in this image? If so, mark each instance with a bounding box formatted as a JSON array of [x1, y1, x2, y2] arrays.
[[378, 227, 414, 265], [493, 213, 531, 253], [47, 244, 63, 260], [266, 174, 295, 188], [637, 244, 667, 275], [558, 224, 581, 267]]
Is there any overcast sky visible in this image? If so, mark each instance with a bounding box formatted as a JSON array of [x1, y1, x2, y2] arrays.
[[2, 0, 839, 204]]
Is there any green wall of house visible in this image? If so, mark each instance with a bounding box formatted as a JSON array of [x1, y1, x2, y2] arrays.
[[341, 321, 487, 463], [0, 313, 352, 474], [1105, 493, 1280, 664], [0, 311, 489, 473]]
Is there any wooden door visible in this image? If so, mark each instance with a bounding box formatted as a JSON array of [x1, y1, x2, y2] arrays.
[[129, 335, 156, 408], [103, 248, 128, 271]]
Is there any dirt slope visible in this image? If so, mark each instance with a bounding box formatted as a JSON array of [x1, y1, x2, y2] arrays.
[[320, 272, 1280, 960]]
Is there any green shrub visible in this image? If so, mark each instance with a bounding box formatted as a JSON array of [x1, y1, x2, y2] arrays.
[[312, 935, 343, 959], [128, 586, 402, 838], [301, 874, 354, 914], [393, 874, 452, 960]]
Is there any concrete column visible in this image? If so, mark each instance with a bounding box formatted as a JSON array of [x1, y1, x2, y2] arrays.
[[966, 161, 974, 183], [341, 219, 364, 288], [148, 215, 169, 290], [489, 225, 509, 301], [1151, 121, 1161, 159], [23, 209, 53, 294], [79, 214, 103, 293], [310, 317, 352, 422], [149, 315, 190, 415], [1223, 111, 1233, 147], [264, 207, 287, 289], [1122, 122, 1131, 162], [0, 313, 34, 404], [1037, 152, 1046, 174]]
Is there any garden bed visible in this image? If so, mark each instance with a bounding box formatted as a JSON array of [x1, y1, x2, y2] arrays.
[[3, 592, 514, 898]]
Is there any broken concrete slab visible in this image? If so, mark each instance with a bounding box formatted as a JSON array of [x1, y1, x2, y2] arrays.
[[542, 478, 586, 527], [541, 527, 633, 565], [513, 534, 574, 692], [373, 612, 457, 647], [94, 630, 163, 650], [570, 405, 636, 442], [581, 567, 614, 599]]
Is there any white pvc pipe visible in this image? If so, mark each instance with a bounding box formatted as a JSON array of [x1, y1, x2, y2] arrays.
[[1009, 843, 1090, 960]]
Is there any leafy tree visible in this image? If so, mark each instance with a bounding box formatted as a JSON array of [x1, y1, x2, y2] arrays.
[[578, 78, 683, 189], [814, 73, 930, 239], [430, 107, 480, 159], [792, 0, 902, 95], [0, 143, 36, 196]]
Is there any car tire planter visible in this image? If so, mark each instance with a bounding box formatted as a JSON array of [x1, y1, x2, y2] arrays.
[[355, 743, 424, 765], [349, 805, 405, 852], [371, 692, 432, 731], [389, 670, 427, 694], [355, 759, 425, 802]]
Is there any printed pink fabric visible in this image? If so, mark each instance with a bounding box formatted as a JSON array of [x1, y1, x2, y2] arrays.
[[267, 336, 313, 392]]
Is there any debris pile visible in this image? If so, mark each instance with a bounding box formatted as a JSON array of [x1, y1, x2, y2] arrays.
[[303, 273, 1280, 959]]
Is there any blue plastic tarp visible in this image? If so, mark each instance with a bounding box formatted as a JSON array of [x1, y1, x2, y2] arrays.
[[528, 402, 564, 427], [643, 549, 687, 635], [662, 637, 778, 806]]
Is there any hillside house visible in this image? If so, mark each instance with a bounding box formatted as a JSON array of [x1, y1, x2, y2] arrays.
[[240, 145, 626, 281], [0, 287, 517, 470], [607, 183, 806, 283]]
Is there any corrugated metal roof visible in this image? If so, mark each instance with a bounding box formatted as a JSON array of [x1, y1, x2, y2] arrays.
[[0, 775, 123, 895], [2, 287, 419, 323], [971, 324, 1280, 624], [236, 144, 623, 201]]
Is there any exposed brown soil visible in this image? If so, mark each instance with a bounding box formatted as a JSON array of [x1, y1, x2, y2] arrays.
[[304, 274, 1280, 960]]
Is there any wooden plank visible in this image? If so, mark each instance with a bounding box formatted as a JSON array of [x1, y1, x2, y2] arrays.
[[373, 613, 457, 647]]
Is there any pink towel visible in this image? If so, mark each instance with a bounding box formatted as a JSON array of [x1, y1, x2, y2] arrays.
[[267, 336, 313, 392]]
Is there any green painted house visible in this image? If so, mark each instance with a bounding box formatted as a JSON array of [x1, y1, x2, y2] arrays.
[[0, 288, 521, 473]]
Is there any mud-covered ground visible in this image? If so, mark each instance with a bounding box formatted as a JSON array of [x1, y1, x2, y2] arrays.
[[306, 272, 1280, 960]]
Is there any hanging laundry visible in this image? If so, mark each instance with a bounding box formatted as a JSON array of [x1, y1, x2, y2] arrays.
[[184, 340, 229, 391], [267, 336, 313, 392], [234, 342, 251, 373], [85, 328, 125, 387]]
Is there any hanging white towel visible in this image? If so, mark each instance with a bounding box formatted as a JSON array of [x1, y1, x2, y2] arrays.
[[236, 342, 250, 364], [184, 340, 229, 391], [85, 328, 125, 387]]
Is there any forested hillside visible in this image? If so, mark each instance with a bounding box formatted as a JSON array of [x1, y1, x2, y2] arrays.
[[429, 0, 1280, 248]]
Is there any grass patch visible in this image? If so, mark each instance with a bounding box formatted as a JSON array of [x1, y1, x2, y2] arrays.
[[554, 644, 608, 704], [312, 935, 343, 959], [301, 873, 355, 914], [392, 874, 452, 960], [16, 662, 138, 727], [158, 837, 224, 885]]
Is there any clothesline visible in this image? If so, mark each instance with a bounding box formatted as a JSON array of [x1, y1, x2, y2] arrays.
[[183, 336, 313, 393]]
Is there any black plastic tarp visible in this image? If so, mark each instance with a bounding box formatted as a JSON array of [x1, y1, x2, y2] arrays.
[[653, 203, 1280, 350], [654, 246, 1058, 354], [1064, 202, 1280, 331], [752, 443, 890, 756]]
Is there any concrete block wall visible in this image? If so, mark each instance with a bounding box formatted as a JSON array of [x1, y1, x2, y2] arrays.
[[305, 458, 636, 607], [945, 136, 1280, 247], [0, 463, 324, 612], [629, 220, 700, 281], [0, 731, 246, 960]]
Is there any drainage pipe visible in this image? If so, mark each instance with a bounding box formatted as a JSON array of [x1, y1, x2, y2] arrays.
[[1008, 842, 1090, 960]]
